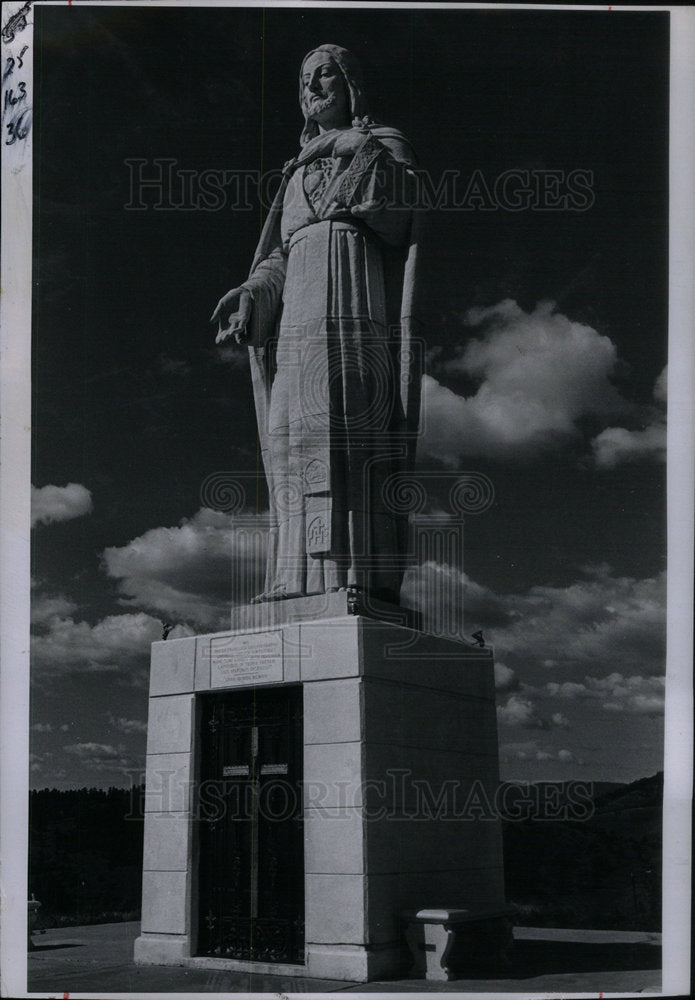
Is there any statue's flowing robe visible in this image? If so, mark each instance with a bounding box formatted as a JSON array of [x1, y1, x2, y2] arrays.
[[242, 127, 422, 602]]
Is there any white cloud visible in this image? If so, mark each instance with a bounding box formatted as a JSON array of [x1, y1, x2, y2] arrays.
[[31, 483, 93, 527], [546, 681, 588, 699], [30, 751, 67, 780], [589, 366, 667, 469], [108, 713, 148, 735], [64, 741, 121, 758], [63, 741, 137, 774], [590, 423, 665, 469], [31, 722, 53, 733], [156, 353, 191, 376], [627, 693, 665, 715], [213, 344, 252, 368], [578, 562, 612, 580], [497, 694, 544, 728], [102, 507, 268, 629], [496, 692, 572, 730], [402, 561, 509, 637], [500, 740, 541, 760], [419, 300, 628, 464], [405, 561, 665, 682], [31, 594, 78, 625], [31, 610, 192, 678], [653, 365, 667, 403], [500, 740, 582, 764], [547, 672, 665, 716], [494, 661, 518, 693], [487, 571, 666, 679]]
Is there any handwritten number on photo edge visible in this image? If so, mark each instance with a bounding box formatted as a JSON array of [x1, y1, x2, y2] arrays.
[[3, 58, 15, 87], [4, 81, 27, 108], [6, 108, 31, 144]]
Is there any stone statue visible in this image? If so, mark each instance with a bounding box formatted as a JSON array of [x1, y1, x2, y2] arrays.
[[211, 44, 422, 604]]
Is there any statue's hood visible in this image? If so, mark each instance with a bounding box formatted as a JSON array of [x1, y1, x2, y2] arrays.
[[299, 44, 369, 147]]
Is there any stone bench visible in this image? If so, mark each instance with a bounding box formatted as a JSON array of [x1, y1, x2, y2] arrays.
[[403, 907, 514, 981]]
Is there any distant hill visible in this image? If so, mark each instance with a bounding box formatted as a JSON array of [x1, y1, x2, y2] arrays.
[[593, 771, 663, 811], [29, 774, 663, 931], [503, 772, 663, 931], [591, 780, 627, 799]]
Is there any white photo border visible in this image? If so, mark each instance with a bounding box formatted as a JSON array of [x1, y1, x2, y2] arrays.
[[1, 3, 692, 997]]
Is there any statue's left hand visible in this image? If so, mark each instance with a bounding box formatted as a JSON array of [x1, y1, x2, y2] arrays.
[[210, 287, 253, 345], [350, 199, 384, 218]]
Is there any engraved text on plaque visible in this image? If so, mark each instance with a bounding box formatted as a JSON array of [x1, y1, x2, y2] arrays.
[[210, 631, 284, 687]]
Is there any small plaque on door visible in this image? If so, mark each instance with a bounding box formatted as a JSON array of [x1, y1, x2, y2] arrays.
[[260, 763, 288, 775], [222, 765, 249, 777]]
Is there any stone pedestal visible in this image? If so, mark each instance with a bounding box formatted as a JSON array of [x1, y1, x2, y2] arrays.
[[134, 596, 506, 982]]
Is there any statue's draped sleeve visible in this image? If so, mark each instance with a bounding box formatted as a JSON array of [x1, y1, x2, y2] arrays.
[[356, 129, 423, 472], [240, 182, 291, 488]]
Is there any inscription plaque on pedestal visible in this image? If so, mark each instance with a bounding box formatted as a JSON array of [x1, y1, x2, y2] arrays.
[[210, 630, 284, 687]]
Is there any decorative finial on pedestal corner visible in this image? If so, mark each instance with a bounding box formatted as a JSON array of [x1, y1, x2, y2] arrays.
[[347, 586, 361, 616]]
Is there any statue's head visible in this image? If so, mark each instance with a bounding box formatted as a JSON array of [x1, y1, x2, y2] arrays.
[[299, 44, 369, 146]]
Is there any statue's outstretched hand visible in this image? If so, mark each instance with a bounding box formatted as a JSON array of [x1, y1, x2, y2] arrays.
[[210, 287, 253, 345]]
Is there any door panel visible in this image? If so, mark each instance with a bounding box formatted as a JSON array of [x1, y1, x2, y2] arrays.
[[197, 686, 304, 963]]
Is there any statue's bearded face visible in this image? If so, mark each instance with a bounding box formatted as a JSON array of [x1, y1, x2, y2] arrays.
[[301, 53, 349, 127]]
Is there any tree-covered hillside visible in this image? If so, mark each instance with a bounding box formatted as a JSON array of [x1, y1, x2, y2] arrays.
[[29, 785, 144, 927], [28, 774, 662, 931], [503, 772, 662, 931]]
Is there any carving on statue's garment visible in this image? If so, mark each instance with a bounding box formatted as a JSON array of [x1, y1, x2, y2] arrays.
[[303, 157, 335, 214], [306, 514, 330, 554], [304, 458, 329, 493]]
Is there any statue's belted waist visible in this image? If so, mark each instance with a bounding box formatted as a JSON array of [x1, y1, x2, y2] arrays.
[[288, 218, 380, 252]]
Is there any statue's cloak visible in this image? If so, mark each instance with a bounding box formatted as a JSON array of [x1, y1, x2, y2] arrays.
[[246, 125, 423, 481]]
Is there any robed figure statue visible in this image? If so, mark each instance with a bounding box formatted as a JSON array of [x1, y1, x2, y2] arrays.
[[212, 44, 422, 605]]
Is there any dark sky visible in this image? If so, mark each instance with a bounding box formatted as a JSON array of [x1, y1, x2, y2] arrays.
[[30, 5, 668, 788]]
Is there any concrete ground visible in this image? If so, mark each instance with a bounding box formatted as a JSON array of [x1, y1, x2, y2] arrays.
[[26, 921, 661, 995]]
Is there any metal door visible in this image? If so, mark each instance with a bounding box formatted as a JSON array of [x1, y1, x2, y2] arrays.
[[197, 686, 304, 963]]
